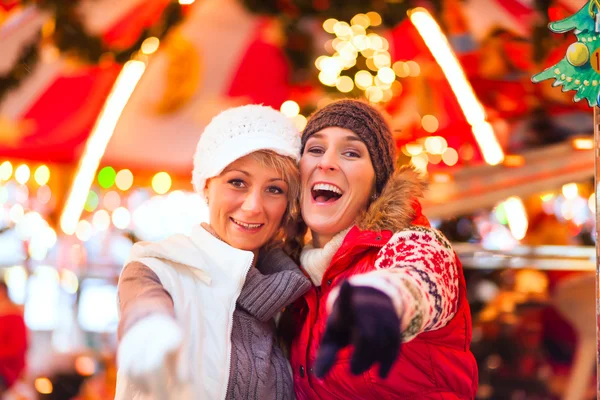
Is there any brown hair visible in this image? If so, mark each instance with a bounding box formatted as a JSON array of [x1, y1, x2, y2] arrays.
[[250, 150, 305, 262]]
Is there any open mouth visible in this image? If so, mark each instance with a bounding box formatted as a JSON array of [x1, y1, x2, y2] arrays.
[[311, 182, 343, 204], [230, 217, 263, 231]]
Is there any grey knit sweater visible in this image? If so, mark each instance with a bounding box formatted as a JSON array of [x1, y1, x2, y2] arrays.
[[118, 247, 311, 400]]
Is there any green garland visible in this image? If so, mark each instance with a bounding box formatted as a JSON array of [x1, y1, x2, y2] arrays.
[[0, 0, 183, 102]]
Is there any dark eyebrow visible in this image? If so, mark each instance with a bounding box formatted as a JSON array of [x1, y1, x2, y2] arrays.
[[308, 132, 365, 144], [308, 133, 326, 140], [344, 136, 365, 144], [223, 168, 250, 176]]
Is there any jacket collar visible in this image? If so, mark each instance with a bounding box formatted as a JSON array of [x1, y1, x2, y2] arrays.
[[126, 225, 254, 285], [300, 228, 351, 286]]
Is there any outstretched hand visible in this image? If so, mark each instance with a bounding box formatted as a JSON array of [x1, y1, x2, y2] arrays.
[[118, 314, 189, 396], [314, 281, 401, 379]]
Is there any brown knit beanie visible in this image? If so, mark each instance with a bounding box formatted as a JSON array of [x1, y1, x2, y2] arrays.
[[301, 99, 396, 194]]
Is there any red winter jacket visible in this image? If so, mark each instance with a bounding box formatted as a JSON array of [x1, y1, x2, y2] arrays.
[[289, 168, 478, 399]]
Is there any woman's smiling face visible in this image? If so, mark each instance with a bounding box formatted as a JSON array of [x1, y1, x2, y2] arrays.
[[205, 154, 289, 252], [300, 127, 376, 246]]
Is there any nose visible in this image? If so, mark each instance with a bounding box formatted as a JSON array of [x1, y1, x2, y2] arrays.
[[318, 149, 339, 172], [240, 189, 263, 215]]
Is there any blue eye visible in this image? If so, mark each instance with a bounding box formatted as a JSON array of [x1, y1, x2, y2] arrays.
[[267, 186, 284, 195], [228, 179, 246, 188], [343, 151, 360, 158]]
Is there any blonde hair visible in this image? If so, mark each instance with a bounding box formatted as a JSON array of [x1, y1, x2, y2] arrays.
[[250, 150, 305, 262]]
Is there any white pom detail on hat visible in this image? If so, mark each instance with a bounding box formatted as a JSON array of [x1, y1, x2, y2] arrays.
[[192, 104, 301, 198]]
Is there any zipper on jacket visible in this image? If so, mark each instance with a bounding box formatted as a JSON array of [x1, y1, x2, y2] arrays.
[[306, 284, 322, 382], [306, 239, 385, 383], [223, 254, 254, 400], [304, 232, 386, 387]]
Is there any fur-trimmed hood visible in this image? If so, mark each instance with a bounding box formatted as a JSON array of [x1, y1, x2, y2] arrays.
[[357, 165, 428, 232]]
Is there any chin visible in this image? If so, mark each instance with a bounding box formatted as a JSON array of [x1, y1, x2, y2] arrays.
[[303, 206, 347, 232], [304, 217, 346, 237]]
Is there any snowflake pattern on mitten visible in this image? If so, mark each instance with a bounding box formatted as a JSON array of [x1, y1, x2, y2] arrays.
[[348, 226, 459, 342]]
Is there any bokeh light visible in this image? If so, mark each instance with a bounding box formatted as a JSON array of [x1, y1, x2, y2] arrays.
[[103, 191, 121, 211], [15, 164, 30, 185], [280, 100, 300, 117], [0, 161, 13, 181], [75, 220, 93, 242], [152, 172, 172, 195], [98, 167, 116, 189], [93, 210, 111, 231], [112, 207, 131, 229], [84, 191, 99, 212], [34, 165, 50, 186], [115, 169, 134, 191]]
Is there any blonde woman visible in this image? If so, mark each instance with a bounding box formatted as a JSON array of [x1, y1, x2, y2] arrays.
[[115, 105, 310, 399]]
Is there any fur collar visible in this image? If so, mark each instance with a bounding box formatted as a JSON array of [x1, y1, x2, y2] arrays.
[[357, 165, 427, 232]]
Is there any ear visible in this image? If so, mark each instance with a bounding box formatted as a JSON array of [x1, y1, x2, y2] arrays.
[[204, 180, 211, 203], [369, 183, 378, 202]]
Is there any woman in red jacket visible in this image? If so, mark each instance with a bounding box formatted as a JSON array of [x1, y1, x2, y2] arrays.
[[289, 99, 478, 399]]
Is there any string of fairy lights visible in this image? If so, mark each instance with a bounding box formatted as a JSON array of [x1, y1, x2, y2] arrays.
[[315, 12, 413, 103]]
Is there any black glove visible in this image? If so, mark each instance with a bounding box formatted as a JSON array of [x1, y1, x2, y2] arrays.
[[314, 281, 401, 379]]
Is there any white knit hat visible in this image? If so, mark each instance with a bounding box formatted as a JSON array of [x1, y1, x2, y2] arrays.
[[192, 104, 301, 198]]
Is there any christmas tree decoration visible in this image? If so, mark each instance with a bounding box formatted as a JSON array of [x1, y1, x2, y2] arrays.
[[566, 42, 590, 66], [532, 0, 600, 107]]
